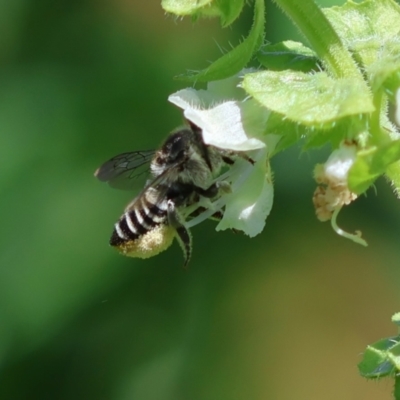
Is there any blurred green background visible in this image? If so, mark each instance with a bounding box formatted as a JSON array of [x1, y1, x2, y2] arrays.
[[0, 0, 399, 399]]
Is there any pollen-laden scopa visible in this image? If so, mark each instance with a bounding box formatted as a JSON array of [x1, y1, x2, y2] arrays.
[[95, 120, 251, 267]]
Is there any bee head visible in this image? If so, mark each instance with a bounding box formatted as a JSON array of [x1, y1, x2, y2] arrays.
[[167, 131, 190, 160], [155, 128, 194, 167], [150, 124, 207, 177]]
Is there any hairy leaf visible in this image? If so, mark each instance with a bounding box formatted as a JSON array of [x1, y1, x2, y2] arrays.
[[242, 70, 374, 127], [358, 336, 399, 378], [348, 140, 400, 194], [177, 0, 265, 82], [324, 0, 400, 68], [215, 0, 245, 26], [162, 0, 213, 15], [257, 40, 320, 72]]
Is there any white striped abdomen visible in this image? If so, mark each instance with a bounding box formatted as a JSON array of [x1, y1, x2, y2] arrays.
[[110, 190, 168, 249]]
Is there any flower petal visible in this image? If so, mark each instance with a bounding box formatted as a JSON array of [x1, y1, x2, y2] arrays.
[[216, 149, 273, 237], [169, 90, 266, 151], [169, 88, 211, 109], [185, 101, 266, 151], [324, 143, 357, 183]]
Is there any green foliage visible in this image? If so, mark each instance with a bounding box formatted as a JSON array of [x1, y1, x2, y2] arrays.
[[2, 1, 400, 399], [323, 0, 400, 69], [176, 0, 264, 82], [358, 337, 398, 378], [163, 0, 400, 231], [214, 0, 246, 26], [242, 70, 374, 126], [161, 0, 214, 15], [256, 41, 320, 72], [348, 140, 400, 194], [162, 0, 245, 26], [359, 314, 400, 385], [160, 1, 400, 395]]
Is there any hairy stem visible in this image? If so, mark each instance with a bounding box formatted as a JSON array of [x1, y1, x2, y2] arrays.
[[272, 0, 362, 80]]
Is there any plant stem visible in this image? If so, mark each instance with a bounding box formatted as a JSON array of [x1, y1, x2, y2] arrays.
[[272, 0, 362, 80]]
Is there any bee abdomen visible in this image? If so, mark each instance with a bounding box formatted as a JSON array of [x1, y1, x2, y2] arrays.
[[110, 201, 167, 247]]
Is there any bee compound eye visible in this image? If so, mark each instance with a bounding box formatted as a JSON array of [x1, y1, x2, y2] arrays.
[[170, 141, 185, 157]]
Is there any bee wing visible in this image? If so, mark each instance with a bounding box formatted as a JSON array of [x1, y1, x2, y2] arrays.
[[124, 156, 188, 211], [94, 150, 155, 190]]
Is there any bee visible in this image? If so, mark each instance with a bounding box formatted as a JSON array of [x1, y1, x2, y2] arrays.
[[95, 121, 241, 267]]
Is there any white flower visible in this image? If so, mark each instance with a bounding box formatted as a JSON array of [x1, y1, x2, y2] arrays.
[[214, 148, 273, 237], [313, 142, 358, 221], [313, 141, 367, 246], [169, 91, 265, 151], [324, 144, 357, 183], [168, 75, 276, 237]]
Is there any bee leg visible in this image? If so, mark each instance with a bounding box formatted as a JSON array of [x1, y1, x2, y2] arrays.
[[222, 153, 255, 165], [194, 181, 231, 198], [194, 184, 218, 198], [167, 200, 192, 268], [222, 156, 235, 165]]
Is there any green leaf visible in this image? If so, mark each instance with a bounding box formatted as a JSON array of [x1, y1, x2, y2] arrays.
[[388, 341, 400, 370], [302, 119, 352, 150], [358, 336, 400, 379], [264, 112, 302, 154], [347, 149, 379, 195], [257, 40, 321, 72], [215, 0, 245, 27], [264, 112, 345, 155], [385, 161, 400, 198], [272, 0, 362, 79], [368, 43, 400, 101], [242, 70, 374, 127], [161, 0, 213, 15], [371, 141, 400, 173], [177, 0, 265, 82], [323, 0, 400, 69], [162, 0, 245, 25], [348, 140, 400, 194], [359, 316, 400, 387]]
